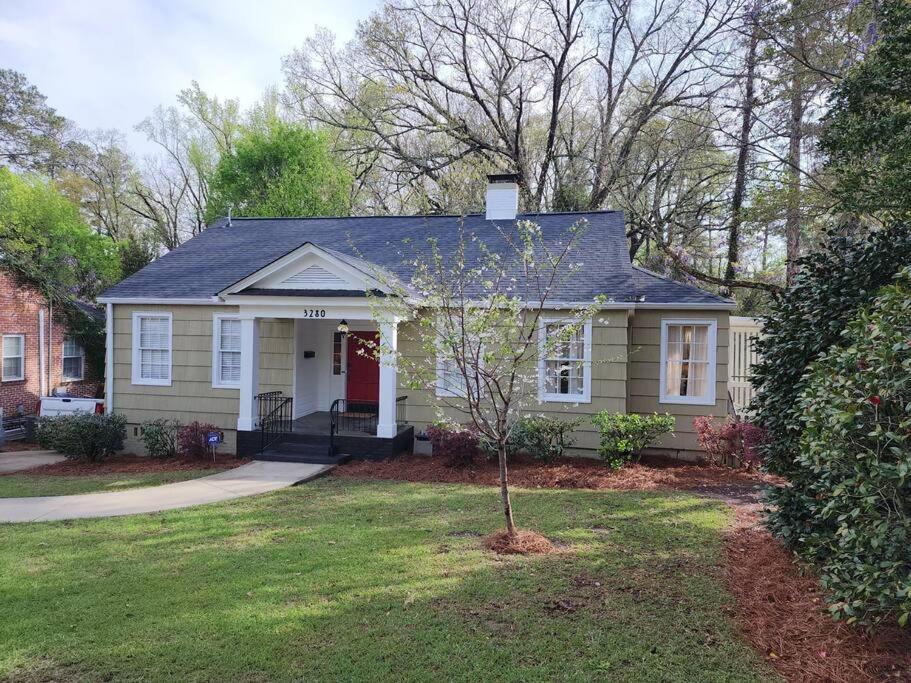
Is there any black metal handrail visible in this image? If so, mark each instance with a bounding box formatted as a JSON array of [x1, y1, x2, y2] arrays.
[[257, 391, 292, 452], [329, 396, 408, 455]]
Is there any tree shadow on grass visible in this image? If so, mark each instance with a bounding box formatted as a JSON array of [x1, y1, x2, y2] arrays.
[[0, 480, 774, 682]]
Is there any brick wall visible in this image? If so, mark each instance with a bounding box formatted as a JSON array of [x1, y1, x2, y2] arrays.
[[0, 270, 101, 417]]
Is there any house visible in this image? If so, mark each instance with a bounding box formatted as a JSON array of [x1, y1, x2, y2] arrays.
[[97, 175, 735, 461], [0, 269, 101, 418]]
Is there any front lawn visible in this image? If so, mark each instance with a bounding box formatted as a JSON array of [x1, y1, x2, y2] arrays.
[[0, 477, 775, 682], [0, 468, 229, 497]]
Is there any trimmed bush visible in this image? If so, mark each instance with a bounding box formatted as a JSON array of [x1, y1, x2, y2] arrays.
[[36, 413, 126, 462], [139, 419, 180, 459], [591, 412, 675, 469], [768, 270, 911, 626], [178, 421, 220, 460], [693, 417, 767, 468], [426, 421, 480, 468], [509, 415, 582, 464]]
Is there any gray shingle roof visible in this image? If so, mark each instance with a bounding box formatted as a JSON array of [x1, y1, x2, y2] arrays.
[[100, 212, 730, 307], [632, 266, 734, 305]]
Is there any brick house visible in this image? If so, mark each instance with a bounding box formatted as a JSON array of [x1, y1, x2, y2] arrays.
[[0, 269, 102, 418]]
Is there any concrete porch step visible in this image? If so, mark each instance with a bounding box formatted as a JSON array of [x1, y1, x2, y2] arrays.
[[258, 442, 351, 466]]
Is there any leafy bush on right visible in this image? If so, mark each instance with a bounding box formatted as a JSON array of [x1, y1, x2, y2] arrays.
[[36, 412, 126, 462], [768, 271, 911, 627], [139, 418, 180, 459], [591, 412, 674, 469], [509, 415, 582, 464]]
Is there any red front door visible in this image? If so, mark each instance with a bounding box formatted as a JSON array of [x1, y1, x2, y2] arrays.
[[345, 331, 379, 403]]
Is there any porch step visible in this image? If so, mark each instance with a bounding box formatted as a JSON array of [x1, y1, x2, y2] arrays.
[[258, 442, 351, 466]]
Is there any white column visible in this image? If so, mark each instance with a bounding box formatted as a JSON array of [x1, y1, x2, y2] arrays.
[[376, 320, 398, 438], [237, 316, 260, 431]]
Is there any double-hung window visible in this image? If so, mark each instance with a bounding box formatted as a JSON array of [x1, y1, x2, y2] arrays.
[[2, 334, 25, 382], [436, 354, 467, 397], [62, 336, 85, 381], [538, 318, 592, 403], [659, 319, 717, 405], [213, 315, 241, 388], [132, 312, 172, 386]]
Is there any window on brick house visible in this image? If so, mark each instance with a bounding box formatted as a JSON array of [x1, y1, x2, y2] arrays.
[[62, 336, 85, 381], [2, 334, 24, 381]]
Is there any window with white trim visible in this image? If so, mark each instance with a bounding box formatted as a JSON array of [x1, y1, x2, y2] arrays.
[[436, 355, 467, 397], [538, 318, 592, 402], [659, 319, 717, 405], [2, 334, 24, 381], [62, 336, 85, 381], [131, 313, 172, 385], [212, 316, 242, 388]]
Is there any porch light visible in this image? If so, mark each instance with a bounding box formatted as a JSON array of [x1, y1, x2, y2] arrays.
[[337, 319, 349, 335]]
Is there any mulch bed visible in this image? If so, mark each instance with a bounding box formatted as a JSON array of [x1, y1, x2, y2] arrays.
[[724, 507, 911, 683], [5, 454, 250, 476], [0, 442, 43, 453], [334, 452, 778, 491], [337, 453, 911, 681]]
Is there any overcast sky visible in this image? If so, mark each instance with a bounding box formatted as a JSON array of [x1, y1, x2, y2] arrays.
[[0, 0, 379, 154]]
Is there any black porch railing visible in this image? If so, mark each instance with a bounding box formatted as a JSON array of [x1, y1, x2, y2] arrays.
[[329, 396, 407, 455], [257, 391, 293, 452]]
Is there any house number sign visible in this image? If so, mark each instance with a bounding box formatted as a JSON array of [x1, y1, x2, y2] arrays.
[[302, 309, 327, 318]]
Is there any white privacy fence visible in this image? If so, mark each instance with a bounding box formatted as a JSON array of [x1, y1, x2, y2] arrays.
[[729, 316, 762, 416]]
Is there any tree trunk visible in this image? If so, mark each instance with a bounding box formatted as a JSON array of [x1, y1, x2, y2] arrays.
[[725, 14, 759, 292], [785, 0, 805, 286], [497, 440, 516, 536]]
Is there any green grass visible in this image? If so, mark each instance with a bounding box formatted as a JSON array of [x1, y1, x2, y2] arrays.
[[0, 478, 776, 682], [0, 469, 229, 498]]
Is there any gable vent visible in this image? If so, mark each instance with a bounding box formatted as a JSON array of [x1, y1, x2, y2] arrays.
[[281, 265, 348, 288]]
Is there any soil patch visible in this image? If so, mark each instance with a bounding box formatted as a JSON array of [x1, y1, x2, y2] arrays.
[[483, 529, 554, 555], [334, 452, 776, 491], [0, 441, 43, 453], [723, 506, 911, 682], [5, 454, 250, 476]]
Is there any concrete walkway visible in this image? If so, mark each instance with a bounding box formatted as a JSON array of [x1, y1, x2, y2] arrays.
[[0, 460, 329, 523], [0, 450, 66, 473]]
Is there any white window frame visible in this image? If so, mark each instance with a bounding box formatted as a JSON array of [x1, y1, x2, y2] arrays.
[[62, 336, 85, 381], [131, 311, 172, 386], [436, 353, 468, 398], [659, 318, 717, 406], [212, 314, 242, 389], [538, 317, 592, 403], [2, 334, 25, 382]]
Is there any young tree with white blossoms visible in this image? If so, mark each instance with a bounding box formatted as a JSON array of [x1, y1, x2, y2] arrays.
[[365, 219, 604, 537]]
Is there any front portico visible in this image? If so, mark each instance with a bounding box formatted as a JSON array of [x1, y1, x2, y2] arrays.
[[219, 243, 411, 460]]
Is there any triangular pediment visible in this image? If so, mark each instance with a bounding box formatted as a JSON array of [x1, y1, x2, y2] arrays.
[[219, 242, 384, 296]]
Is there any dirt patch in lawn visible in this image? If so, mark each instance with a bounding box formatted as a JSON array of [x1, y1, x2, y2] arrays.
[[0, 441, 43, 453], [723, 506, 911, 683], [334, 452, 776, 491], [8, 454, 250, 476]]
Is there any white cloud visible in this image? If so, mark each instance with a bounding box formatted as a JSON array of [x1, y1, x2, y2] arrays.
[[0, 0, 377, 153]]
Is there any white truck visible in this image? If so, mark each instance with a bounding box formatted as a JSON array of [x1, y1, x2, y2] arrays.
[[38, 396, 105, 417]]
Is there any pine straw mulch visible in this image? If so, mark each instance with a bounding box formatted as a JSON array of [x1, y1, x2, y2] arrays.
[[333, 452, 780, 492], [336, 454, 911, 682], [724, 506, 911, 683], [3, 453, 250, 477], [483, 529, 555, 555]]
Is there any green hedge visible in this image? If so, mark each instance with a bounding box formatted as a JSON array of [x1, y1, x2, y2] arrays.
[[36, 413, 126, 462], [768, 270, 911, 626]]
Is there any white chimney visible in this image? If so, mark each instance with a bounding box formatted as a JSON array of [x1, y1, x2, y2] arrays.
[[485, 173, 519, 220]]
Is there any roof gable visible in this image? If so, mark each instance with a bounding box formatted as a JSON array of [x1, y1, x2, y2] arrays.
[[220, 242, 384, 296]]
